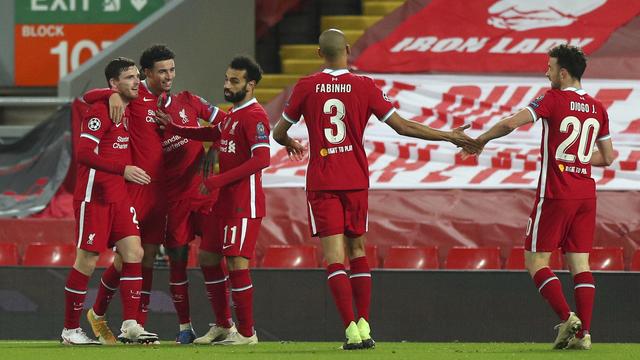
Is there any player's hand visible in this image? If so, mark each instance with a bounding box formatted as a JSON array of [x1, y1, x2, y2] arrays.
[[199, 182, 210, 196], [450, 125, 483, 154], [204, 175, 224, 190], [286, 139, 307, 161], [124, 165, 151, 185], [109, 93, 126, 124], [154, 109, 173, 129]]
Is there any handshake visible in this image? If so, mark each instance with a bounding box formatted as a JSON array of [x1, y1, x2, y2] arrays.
[[447, 124, 486, 159]]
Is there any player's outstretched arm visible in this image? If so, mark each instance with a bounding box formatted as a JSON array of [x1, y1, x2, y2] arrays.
[[155, 109, 221, 142], [475, 108, 533, 148], [273, 117, 306, 161], [590, 138, 615, 166], [203, 147, 270, 190], [385, 112, 482, 154]]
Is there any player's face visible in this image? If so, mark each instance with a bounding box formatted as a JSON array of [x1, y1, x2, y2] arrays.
[[114, 66, 140, 100], [145, 59, 175, 94], [224, 68, 254, 103], [546, 57, 562, 89]]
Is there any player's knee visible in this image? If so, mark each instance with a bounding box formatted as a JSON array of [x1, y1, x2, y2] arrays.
[[198, 250, 222, 266], [121, 245, 144, 263], [166, 245, 188, 263]]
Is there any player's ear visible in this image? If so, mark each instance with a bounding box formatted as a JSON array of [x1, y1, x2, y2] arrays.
[[346, 44, 351, 56], [108, 77, 118, 90]]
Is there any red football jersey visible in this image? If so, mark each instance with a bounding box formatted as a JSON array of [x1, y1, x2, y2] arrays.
[[160, 91, 225, 201], [526, 87, 611, 199], [283, 69, 395, 191], [127, 80, 166, 181], [214, 98, 270, 218], [74, 102, 131, 203]]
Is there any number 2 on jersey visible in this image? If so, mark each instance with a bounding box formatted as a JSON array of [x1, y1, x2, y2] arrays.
[[323, 99, 346, 144], [555, 116, 600, 164]]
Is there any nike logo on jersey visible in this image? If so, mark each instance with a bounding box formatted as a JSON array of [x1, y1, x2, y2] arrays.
[[143, 97, 154, 102], [223, 244, 234, 250]]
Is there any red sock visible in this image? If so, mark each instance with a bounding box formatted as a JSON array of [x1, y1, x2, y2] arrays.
[[120, 262, 142, 322], [169, 260, 191, 325], [573, 271, 595, 338], [229, 269, 254, 337], [327, 263, 355, 327], [201, 264, 232, 328], [349, 256, 372, 321], [93, 264, 120, 316], [64, 268, 89, 329], [533, 267, 571, 321], [137, 266, 153, 326]]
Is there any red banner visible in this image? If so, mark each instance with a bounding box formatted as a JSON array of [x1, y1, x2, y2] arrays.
[[353, 0, 640, 73]]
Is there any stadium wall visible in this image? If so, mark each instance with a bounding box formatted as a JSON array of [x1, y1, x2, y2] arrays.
[[57, 0, 255, 104], [1, 268, 639, 342], [0, 1, 15, 86]]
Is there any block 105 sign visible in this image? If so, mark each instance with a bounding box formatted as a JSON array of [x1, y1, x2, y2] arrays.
[[15, 23, 134, 86]]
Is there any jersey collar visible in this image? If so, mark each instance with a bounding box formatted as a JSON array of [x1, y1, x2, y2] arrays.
[[562, 87, 587, 96], [232, 97, 257, 112], [322, 68, 350, 76]]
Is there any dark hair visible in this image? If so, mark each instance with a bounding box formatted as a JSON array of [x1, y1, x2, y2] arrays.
[[139, 44, 175, 70], [548, 44, 587, 80], [229, 55, 263, 84], [104, 57, 136, 85]]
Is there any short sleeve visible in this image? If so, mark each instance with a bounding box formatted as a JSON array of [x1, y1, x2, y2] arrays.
[[597, 106, 611, 141], [282, 81, 305, 124], [80, 110, 111, 144], [526, 90, 555, 122], [367, 78, 395, 122], [244, 111, 271, 152], [188, 92, 223, 124]]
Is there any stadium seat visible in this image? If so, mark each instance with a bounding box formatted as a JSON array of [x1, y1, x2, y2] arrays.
[[383, 246, 439, 269], [0, 243, 19, 265], [23, 243, 76, 267], [261, 245, 318, 268], [630, 250, 640, 271], [96, 250, 116, 268], [589, 247, 624, 271], [505, 247, 563, 270], [445, 247, 501, 270]]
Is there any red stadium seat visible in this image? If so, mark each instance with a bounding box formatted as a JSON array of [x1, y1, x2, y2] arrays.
[[0, 243, 19, 265], [383, 246, 439, 269], [261, 245, 318, 268], [365, 245, 380, 268], [445, 247, 501, 270], [589, 247, 624, 271], [630, 250, 640, 271], [96, 250, 116, 268], [505, 247, 563, 270], [23, 243, 76, 267]]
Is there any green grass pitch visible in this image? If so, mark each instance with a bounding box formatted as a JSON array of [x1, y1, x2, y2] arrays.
[[2, 341, 639, 360]]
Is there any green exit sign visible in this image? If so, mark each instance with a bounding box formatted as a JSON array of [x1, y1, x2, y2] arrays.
[[16, 0, 165, 24]]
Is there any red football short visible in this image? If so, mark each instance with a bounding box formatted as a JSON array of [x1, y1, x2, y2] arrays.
[[200, 216, 262, 259], [127, 182, 168, 245], [525, 197, 596, 253], [165, 196, 213, 249], [74, 200, 140, 253], [306, 189, 368, 238]]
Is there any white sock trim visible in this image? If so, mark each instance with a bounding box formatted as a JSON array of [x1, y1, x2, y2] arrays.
[[537, 276, 559, 292], [349, 273, 371, 279], [169, 280, 189, 286], [574, 283, 596, 289], [204, 276, 228, 285], [327, 270, 347, 280], [64, 287, 87, 295], [100, 279, 117, 291], [231, 284, 253, 292]]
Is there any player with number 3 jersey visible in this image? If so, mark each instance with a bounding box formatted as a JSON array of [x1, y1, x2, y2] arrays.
[[272, 29, 480, 350]]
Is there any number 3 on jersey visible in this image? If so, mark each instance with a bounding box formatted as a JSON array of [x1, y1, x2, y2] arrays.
[[555, 116, 600, 164], [324, 99, 346, 144]]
